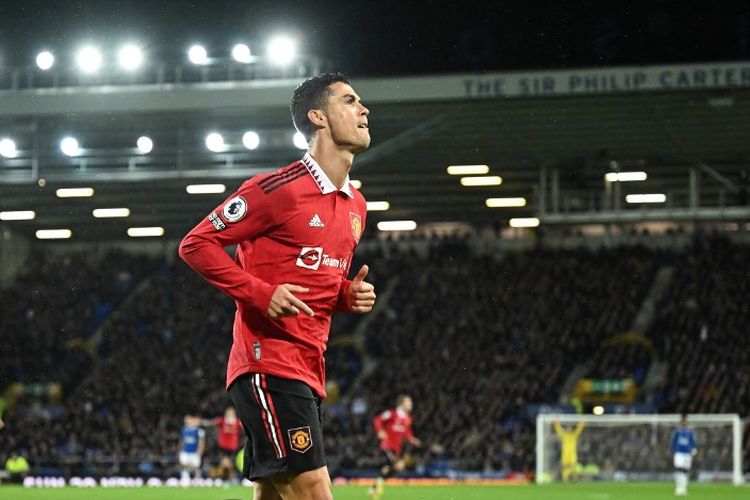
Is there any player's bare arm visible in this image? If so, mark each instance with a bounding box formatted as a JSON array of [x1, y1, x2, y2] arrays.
[[344, 265, 376, 313]]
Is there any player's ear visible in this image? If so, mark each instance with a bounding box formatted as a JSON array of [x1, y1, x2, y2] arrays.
[[307, 108, 326, 128]]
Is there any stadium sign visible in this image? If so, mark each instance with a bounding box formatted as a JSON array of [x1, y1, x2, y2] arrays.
[[459, 61, 750, 98], [4, 61, 749, 116]]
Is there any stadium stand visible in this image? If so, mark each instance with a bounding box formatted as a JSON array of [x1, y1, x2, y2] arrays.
[[1, 234, 748, 478]]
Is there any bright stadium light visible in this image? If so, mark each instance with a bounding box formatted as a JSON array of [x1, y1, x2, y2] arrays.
[[186, 184, 226, 194], [118, 44, 143, 70], [460, 176, 502, 186], [92, 208, 130, 218], [509, 217, 540, 228], [188, 44, 208, 65], [485, 197, 527, 208], [0, 138, 17, 158], [60, 137, 81, 157], [127, 226, 165, 237], [205, 132, 225, 152], [242, 131, 260, 150], [293, 131, 308, 149], [35, 51, 54, 70], [604, 171, 648, 182], [36, 229, 72, 240], [447, 164, 489, 175], [136, 136, 153, 154], [377, 220, 417, 231], [267, 35, 297, 65], [0, 210, 35, 221], [56, 187, 94, 198], [366, 201, 390, 211], [626, 193, 666, 204], [349, 179, 362, 189], [76, 46, 103, 73], [232, 43, 252, 63]]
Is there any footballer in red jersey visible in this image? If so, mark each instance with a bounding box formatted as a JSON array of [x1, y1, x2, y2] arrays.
[[203, 407, 244, 480], [180, 72, 376, 500], [369, 395, 422, 499]]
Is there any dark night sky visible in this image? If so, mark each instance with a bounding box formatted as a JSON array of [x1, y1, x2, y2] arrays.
[[1, 1, 749, 77]]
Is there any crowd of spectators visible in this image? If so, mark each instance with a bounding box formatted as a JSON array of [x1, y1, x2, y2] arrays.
[[1, 234, 748, 478], [648, 235, 750, 462], [0, 250, 157, 391], [328, 240, 659, 473]]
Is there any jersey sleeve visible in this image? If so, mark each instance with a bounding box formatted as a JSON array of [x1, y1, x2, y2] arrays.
[[334, 277, 354, 312], [373, 410, 391, 433], [178, 179, 280, 313]]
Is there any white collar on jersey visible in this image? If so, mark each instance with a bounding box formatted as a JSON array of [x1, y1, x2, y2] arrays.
[[301, 153, 354, 198]]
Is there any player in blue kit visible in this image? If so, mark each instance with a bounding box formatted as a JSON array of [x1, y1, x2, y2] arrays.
[[179, 415, 206, 483], [671, 414, 697, 496]]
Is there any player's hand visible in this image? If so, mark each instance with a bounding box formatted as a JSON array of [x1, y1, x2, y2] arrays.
[[691, 448, 698, 456], [410, 437, 422, 447], [345, 265, 376, 313], [377, 430, 387, 441], [268, 284, 314, 318]]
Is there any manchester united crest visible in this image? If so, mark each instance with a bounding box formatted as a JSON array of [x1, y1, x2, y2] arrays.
[[288, 426, 313, 453], [350, 212, 362, 242]]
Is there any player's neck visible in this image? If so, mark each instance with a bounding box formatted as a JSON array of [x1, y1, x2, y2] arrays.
[[307, 142, 353, 189]]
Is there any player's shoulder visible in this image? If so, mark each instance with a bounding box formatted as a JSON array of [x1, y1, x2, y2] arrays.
[[241, 160, 308, 197]]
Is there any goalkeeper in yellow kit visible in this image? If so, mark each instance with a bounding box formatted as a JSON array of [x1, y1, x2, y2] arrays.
[[553, 421, 586, 481]]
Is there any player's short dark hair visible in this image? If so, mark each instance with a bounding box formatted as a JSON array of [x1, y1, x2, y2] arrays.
[[290, 72, 350, 141]]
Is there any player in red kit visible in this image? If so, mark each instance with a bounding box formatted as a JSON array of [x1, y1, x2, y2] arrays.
[[179, 72, 375, 500], [369, 395, 421, 499], [203, 407, 244, 480]]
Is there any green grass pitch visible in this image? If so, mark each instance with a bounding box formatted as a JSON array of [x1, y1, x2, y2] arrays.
[[0, 483, 747, 500]]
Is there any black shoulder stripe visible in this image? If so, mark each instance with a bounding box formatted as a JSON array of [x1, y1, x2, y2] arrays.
[[262, 170, 309, 194], [258, 164, 305, 189]]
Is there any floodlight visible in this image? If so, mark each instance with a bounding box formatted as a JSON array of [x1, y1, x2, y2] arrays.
[[232, 43, 252, 63], [36, 51, 54, 70], [188, 45, 208, 65], [76, 46, 102, 73], [267, 36, 296, 65], [293, 132, 307, 149], [0, 138, 17, 158], [60, 137, 81, 156], [205, 132, 225, 152], [136, 136, 153, 154], [242, 131, 260, 150], [118, 44, 143, 70]]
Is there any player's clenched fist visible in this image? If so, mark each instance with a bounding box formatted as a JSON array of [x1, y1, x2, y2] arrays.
[[268, 284, 314, 318], [345, 265, 376, 313]]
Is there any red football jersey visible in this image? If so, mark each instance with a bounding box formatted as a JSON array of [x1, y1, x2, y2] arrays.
[[373, 408, 415, 454], [214, 416, 243, 451], [179, 153, 367, 397]]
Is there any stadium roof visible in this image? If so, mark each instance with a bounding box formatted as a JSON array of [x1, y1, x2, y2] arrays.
[[1, 63, 749, 242]]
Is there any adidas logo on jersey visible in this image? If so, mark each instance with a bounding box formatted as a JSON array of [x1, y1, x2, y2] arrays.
[[308, 214, 325, 228]]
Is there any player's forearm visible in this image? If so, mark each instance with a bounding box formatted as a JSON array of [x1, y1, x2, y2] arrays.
[[179, 234, 275, 312]]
